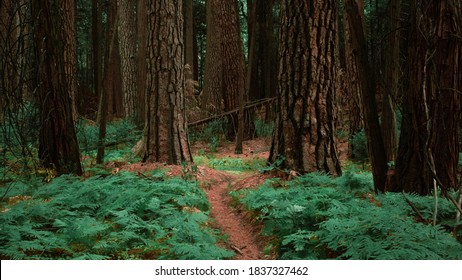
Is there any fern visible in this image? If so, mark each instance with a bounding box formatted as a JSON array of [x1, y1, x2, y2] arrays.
[[233, 171, 462, 260], [0, 171, 233, 259]]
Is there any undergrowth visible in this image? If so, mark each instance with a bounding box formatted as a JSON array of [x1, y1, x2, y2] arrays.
[[194, 155, 266, 173], [0, 171, 233, 260], [231, 171, 462, 260]]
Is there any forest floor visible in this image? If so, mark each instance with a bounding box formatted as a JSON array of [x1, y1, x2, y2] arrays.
[[121, 138, 275, 259]]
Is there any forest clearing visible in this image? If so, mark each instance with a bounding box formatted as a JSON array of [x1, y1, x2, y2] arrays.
[[1, 0, 461, 260]]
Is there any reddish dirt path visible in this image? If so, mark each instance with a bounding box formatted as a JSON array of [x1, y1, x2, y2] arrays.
[[121, 139, 273, 259], [200, 169, 265, 260]]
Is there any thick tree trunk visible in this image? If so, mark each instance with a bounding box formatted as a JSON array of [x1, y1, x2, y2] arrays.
[[394, 0, 461, 195], [61, 0, 78, 120], [342, 0, 364, 134], [381, 0, 400, 165], [144, 0, 192, 164], [270, 0, 342, 176], [202, 0, 223, 116], [216, 0, 246, 150], [31, 0, 82, 175], [117, 0, 137, 119], [344, 0, 388, 192]]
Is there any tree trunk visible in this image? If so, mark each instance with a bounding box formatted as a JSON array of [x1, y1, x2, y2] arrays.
[[144, 0, 192, 164], [202, 0, 223, 116], [184, 0, 195, 76], [381, 0, 400, 166], [31, 0, 82, 175], [270, 0, 342, 176], [117, 0, 137, 119], [61, 0, 78, 121], [342, 0, 364, 134], [394, 0, 461, 195], [136, 0, 147, 126], [97, 0, 118, 164], [344, 0, 388, 192]]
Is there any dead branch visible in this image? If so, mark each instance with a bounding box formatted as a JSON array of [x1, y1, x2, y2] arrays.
[[188, 97, 276, 128]]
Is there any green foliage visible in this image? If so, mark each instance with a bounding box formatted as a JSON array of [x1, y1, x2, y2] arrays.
[[0, 172, 233, 260], [350, 130, 368, 163], [76, 118, 142, 164], [254, 119, 274, 138], [189, 119, 228, 152], [194, 155, 266, 173], [232, 172, 462, 260]]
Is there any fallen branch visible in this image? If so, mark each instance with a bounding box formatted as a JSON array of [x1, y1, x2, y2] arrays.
[[402, 191, 429, 223], [188, 98, 276, 128]]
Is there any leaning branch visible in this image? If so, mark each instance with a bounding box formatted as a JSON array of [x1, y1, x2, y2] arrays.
[[188, 98, 276, 127]]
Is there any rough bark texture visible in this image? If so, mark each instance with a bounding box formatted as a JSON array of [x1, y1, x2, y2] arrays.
[[247, 0, 278, 103], [136, 0, 147, 125], [144, 0, 192, 164], [202, 0, 223, 116], [270, 0, 342, 176], [184, 0, 195, 76], [344, 0, 388, 192], [381, 0, 400, 164], [117, 0, 137, 118], [61, 0, 78, 120], [31, 0, 82, 175], [342, 0, 364, 134], [394, 0, 461, 195]]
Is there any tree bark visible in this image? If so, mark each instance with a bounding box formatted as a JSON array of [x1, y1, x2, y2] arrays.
[[31, 0, 82, 175], [61, 0, 78, 121], [144, 0, 192, 164], [202, 0, 223, 116], [344, 0, 388, 192], [136, 0, 147, 126], [394, 0, 461, 195], [381, 0, 400, 165], [270, 0, 342, 176], [117, 0, 137, 119], [342, 0, 364, 135]]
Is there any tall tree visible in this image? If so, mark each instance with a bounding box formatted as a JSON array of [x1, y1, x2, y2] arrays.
[[144, 0, 192, 164], [31, 0, 82, 175], [247, 0, 278, 103], [136, 0, 147, 126], [117, 0, 137, 118], [393, 0, 461, 195], [381, 0, 401, 165], [270, 0, 342, 176], [344, 0, 388, 192], [342, 0, 364, 134], [61, 0, 78, 120], [202, 0, 223, 116], [184, 0, 195, 77], [202, 0, 247, 143]]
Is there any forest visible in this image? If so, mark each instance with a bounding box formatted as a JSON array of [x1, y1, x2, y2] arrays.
[[0, 0, 461, 260]]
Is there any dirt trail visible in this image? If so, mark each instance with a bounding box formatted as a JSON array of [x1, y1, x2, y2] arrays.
[[199, 168, 265, 260], [121, 138, 275, 260]]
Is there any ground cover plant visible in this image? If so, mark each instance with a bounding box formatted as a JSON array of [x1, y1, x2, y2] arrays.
[[0, 171, 233, 260], [231, 171, 462, 260]]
